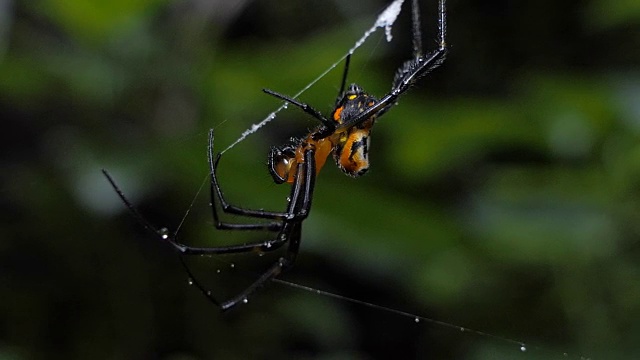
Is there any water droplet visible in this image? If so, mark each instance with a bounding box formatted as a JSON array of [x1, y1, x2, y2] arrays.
[[206, 291, 211, 296], [187, 278, 193, 285], [160, 228, 170, 240], [265, 242, 272, 248], [459, 327, 466, 332], [414, 317, 420, 323], [520, 344, 527, 352], [216, 269, 221, 274], [242, 298, 248, 304], [283, 103, 289, 109], [230, 263, 235, 269]]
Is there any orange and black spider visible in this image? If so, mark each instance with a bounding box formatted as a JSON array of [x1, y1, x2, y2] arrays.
[[103, 0, 447, 311]]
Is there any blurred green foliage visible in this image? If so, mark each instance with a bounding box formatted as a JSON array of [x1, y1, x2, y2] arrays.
[[1, 0, 640, 358]]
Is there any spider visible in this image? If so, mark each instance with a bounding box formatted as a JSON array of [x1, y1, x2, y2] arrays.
[[103, 0, 447, 311]]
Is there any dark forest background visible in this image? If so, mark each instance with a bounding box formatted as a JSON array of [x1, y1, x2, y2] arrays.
[[2, 0, 640, 358]]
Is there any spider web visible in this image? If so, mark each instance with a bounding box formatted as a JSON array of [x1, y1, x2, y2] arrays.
[[185, 1, 592, 358], [219, 0, 406, 154]]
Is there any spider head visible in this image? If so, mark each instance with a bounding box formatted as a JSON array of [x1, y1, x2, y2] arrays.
[[332, 84, 378, 126]]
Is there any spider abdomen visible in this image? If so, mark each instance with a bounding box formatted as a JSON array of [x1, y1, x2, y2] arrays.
[[334, 125, 372, 177]]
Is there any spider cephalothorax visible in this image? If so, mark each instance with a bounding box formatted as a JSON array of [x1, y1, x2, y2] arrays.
[[103, 0, 447, 311]]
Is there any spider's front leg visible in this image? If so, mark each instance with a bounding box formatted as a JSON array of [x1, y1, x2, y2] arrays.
[[391, 0, 447, 98], [208, 130, 299, 223], [335, 0, 448, 128]]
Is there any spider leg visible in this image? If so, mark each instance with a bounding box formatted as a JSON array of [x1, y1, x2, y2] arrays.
[[177, 255, 223, 307], [208, 129, 301, 221], [103, 135, 317, 310], [219, 148, 316, 310], [102, 169, 168, 238], [101, 129, 301, 259], [368, 46, 446, 118], [220, 221, 302, 310], [332, 0, 447, 133], [148, 129, 315, 257], [411, 0, 423, 57], [281, 145, 316, 221], [102, 168, 286, 255], [335, 54, 351, 105], [390, 0, 446, 94], [262, 88, 336, 132], [262, 55, 353, 142]]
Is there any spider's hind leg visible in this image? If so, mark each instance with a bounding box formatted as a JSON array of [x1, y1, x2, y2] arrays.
[[410, 0, 424, 57]]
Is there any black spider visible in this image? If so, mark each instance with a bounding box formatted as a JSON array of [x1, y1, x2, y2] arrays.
[[103, 0, 447, 311]]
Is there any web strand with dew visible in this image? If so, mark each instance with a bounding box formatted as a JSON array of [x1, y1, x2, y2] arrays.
[[219, 0, 406, 154]]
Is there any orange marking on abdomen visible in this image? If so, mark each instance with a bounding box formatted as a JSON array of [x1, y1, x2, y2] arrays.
[[337, 129, 370, 177]]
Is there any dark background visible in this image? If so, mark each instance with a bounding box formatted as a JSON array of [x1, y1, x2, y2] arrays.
[[2, 0, 640, 358]]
